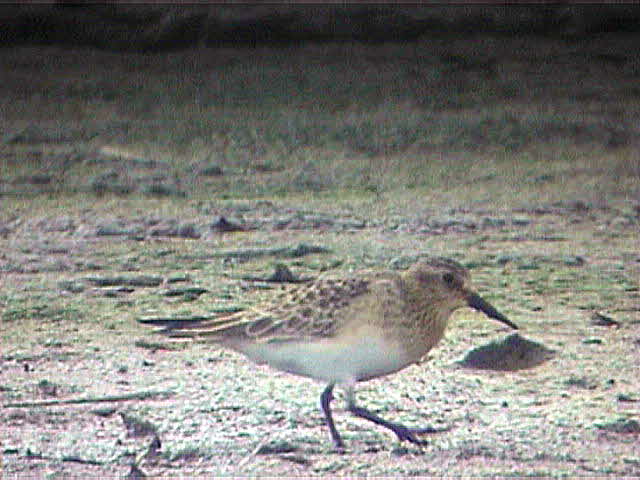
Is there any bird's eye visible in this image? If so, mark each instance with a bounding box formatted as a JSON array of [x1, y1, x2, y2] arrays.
[[442, 272, 456, 286]]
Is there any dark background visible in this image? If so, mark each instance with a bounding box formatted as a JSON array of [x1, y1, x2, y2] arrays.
[[3, 4, 640, 51]]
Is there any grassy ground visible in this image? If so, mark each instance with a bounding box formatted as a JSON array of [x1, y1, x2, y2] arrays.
[[1, 34, 639, 477]]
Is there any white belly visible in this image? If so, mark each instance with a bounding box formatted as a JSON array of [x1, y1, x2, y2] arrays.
[[234, 335, 411, 384]]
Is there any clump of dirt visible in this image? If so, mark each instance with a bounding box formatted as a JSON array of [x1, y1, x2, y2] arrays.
[[457, 333, 555, 370]]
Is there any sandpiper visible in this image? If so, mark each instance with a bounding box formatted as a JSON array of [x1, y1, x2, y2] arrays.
[[140, 257, 517, 449]]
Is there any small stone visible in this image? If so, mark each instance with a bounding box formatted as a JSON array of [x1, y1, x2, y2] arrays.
[[125, 276, 163, 287], [161, 287, 208, 298], [199, 164, 224, 176], [533, 174, 554, 183], [590, 312, 620, 327], [595, 417, 640, 434], [517, 262, 540, 270], [562, 255, 586, 266], [90, 171, 132, 195], [101, 287, 135, 297], [84, 275, 162, 287], [482, 217, 507, 228], [211, 216, 244, 233], [617, 393, 637, 402], [563, 375, 597, 389], [495, 254, 520, 265], [91, 407, 117, 417], [287, 243, 331, 258], [22, 174, 52, 185], [177, 223, 200, 239], [257, 439, 297, 454], [58, 280, 85, 293], [512, 217, 531, 226], [96, 224, 140, 236], [570, 200, 592, 212], [167, 274, 191, 283], [141, 183, 185, 197], [266, 264, 299, 283], [84, 276, 122, 287]]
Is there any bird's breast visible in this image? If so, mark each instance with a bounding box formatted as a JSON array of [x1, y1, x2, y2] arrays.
[[234, 330, 413, 384], [395, 309, 450, 362]]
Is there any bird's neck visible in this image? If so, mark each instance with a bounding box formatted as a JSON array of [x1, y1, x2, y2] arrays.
[[400, 298, 452, 361]]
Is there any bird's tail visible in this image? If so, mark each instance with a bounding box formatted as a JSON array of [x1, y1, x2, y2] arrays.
[[138, 308, 269, 342]]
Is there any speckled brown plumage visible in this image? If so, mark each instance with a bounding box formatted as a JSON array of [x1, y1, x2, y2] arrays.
[[184, 276, 373, 343]]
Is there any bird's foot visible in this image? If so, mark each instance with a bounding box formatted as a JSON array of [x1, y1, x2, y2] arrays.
[[331, 440, 346, 454], [391, 424, 450, 445]]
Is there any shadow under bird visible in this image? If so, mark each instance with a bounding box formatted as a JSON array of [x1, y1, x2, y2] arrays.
[[139, 257, 517, 450]]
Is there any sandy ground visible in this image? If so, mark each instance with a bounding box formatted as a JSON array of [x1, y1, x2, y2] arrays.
[[2, 190, 638, 477]]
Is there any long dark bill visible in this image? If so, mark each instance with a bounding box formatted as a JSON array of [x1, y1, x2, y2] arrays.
[[467, 292, 518, 330]]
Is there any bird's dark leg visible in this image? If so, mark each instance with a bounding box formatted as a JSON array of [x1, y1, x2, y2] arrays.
[[320, 383, 345, 450], [345, 388, 443, 445]]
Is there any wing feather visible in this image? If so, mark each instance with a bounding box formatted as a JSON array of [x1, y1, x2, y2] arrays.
[[140, 275, 373, 343]]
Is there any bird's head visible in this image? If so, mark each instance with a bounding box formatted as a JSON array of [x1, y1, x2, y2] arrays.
[[405, 257, 517, 329]]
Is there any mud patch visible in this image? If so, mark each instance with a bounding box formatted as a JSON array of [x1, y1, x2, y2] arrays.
[[457, 333, 555, 371]]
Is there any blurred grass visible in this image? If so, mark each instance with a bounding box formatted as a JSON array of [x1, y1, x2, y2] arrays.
[[1, 36, 638, 200]]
